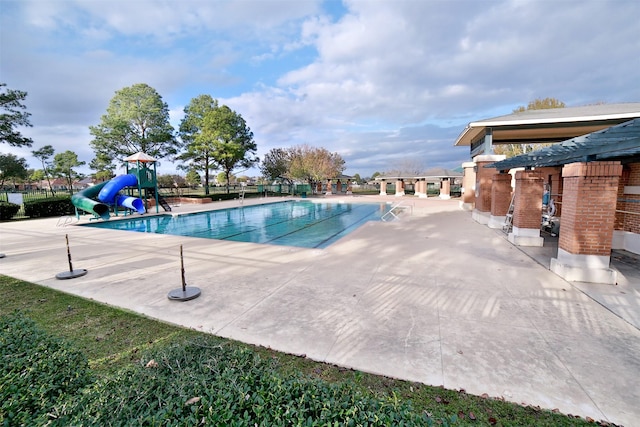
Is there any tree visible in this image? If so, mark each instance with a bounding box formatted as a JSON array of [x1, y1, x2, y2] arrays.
[[0, 153, 28, 188], [90, 153, 115, 182], [208, 105, 257, 194], [289, 145, 345, 192], [53, 151, 85, 196], [181, 103, 257, 194], [156, 174, 175, 189], [494, 97, 566, 157], [185, 169, 201, 188], [260, 148, 292, 184], [352, 173, 361, 184], [513, 97, 565, 113], [32, 145, 56, 196], [385, 158, 425, 176], [216, 171, 227, 185], [30, 169, 46, 183], [0, 83, 33, 147], [177, 95, 220, 195], [172, 175, 186, 188], [216, 171, 236, 185], [90, 83, 177, 163]]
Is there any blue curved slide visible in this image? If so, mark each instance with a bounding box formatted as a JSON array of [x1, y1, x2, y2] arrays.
[[72, 174, 145, 220]]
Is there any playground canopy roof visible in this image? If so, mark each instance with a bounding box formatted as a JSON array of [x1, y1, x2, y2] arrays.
[[487, 118, 640, 170], [454, 103, 640, 148], [124, 152, 157, 163]]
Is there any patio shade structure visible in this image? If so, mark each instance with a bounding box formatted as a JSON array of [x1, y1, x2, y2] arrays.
[[454, 103, 640, 157], [486, 118, 640, 170]]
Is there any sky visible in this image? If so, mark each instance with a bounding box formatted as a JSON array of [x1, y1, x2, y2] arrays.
[[1, 0, 639, 179]]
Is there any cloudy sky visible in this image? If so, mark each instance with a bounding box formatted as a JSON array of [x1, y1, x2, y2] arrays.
[[2, 0, 639, 178]]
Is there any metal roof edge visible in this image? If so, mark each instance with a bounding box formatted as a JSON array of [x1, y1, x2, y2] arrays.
[[454, 125, 483, 146], [454, 103, 640, 146], [468, 111, 640, 128]]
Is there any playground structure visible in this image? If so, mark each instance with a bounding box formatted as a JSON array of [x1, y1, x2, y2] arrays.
[[71, 152, 171, 220]]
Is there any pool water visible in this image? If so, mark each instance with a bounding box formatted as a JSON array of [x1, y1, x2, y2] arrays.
[[83, 200, 392, 248]]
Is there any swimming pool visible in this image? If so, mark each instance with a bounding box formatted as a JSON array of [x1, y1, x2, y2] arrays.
[[82, 200, 393, 248]]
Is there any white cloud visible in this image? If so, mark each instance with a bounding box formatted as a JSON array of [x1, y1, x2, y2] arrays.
[[2, 0, 639, 178]]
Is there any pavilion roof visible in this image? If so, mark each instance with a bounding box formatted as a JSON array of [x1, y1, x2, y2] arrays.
[[487, 118, 640, 170]]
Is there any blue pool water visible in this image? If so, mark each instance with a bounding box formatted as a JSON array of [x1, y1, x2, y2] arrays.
[[83, 200, 392, 248]]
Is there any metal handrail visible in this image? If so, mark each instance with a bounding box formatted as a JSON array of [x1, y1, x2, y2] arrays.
[[239, 183, 246, 205]]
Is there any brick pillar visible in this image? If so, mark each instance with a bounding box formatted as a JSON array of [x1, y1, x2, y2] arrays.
[[472, 155, 505, 224], [550, 161, 622, 284], [379, 179, 387, 196], [395, 179, 405, 197], [507, 170, 544, 246], [488, 172, 512, 229], [460, 161, 476, 210], [325, 179, 332, 195], [439, 178, 451, 199]]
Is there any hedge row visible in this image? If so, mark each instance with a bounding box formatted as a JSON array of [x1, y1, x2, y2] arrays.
[[24, 196, 75, 218], [0, 201, 20, 220]]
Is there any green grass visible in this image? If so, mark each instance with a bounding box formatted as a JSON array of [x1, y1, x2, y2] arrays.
[[0, 275, 604, 426]]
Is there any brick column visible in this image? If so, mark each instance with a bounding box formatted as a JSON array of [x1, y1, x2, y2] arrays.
[[488, 172, 512, 229], [395, 179, 405, 197], [439, 178, 451, 199], [472, 155, 505, 224], [460, 161, 476, 210], [379, 179, 387, 196], [508, 170, 544, 246], [550, 161, 622, 284]]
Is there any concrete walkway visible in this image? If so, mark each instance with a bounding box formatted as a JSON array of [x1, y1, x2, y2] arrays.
[[0, 196, 638, 426]]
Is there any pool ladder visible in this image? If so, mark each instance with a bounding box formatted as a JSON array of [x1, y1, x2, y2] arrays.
[[239, 183, 246, 205]]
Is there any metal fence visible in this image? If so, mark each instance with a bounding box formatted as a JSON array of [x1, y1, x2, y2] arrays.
[[0, 189, 53, 218]]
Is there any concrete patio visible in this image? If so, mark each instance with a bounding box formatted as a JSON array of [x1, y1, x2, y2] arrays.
[[0, 195, 638, 426]]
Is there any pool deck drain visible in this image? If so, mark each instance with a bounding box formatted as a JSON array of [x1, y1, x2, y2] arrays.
[[0, 195, 638, 426]]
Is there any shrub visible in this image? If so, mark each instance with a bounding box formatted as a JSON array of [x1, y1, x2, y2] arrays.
[[0, 201, 20, 220], [55, 336, 448, 426], [173, 193, 235, 200], [0, 312, 93, 426], [24, 196, 74, 218]]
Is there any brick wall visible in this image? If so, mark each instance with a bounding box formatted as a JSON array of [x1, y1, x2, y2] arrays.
[[559, 161, 622, 256], [491, 173, 512, 216], [512, 171, 543, 229], [616, 162, 640, 233]]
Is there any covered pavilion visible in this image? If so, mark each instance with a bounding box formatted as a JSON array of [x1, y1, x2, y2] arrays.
[[454, 103, 640, 284], [375, 168, 462, 198]]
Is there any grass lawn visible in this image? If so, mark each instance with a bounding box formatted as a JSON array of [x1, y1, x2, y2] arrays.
[[0, 275, 607, 426]]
